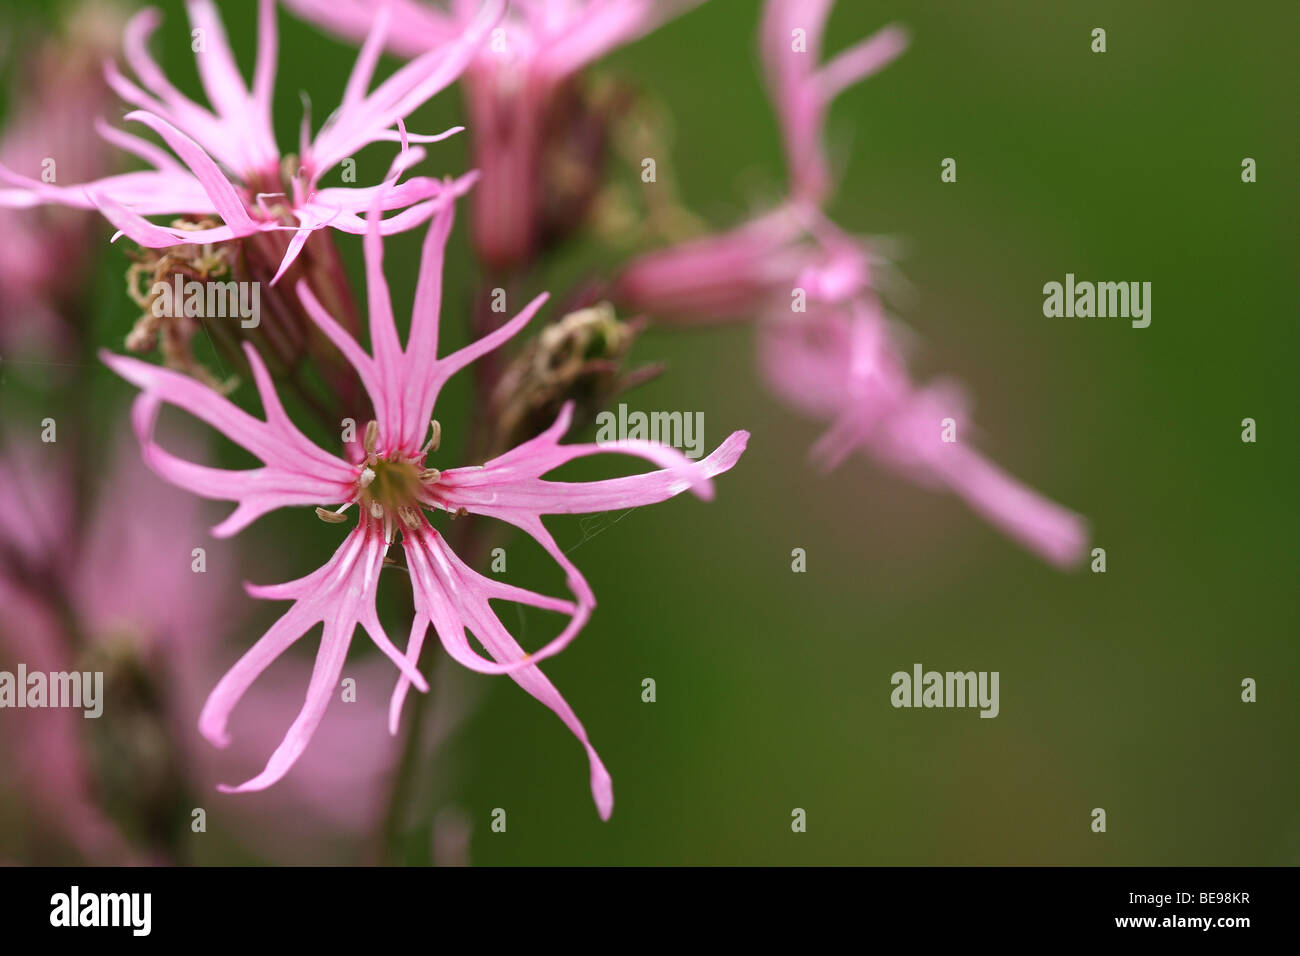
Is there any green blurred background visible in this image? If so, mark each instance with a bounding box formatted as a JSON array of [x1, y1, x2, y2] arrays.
[[2, 0, 1296, 864]]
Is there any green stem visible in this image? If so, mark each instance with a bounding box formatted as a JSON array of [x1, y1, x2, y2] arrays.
[[374, 648, 438, 865]]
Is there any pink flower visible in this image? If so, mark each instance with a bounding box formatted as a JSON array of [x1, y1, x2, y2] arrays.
[[0, 0, 504, 282], [760, 297, 1088, 567], [0, 430, 217, 863], [285, 0, 706, 268], [617, 0, 1086, 568], [103, 190, 748, 817], [0, 429, 401, 862], [616, 0, 904, 319], [615, 200, 873, 324]]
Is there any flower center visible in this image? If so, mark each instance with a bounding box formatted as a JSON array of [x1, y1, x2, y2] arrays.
[[314, 419, 446, 535], [360, 457, 422, 517]]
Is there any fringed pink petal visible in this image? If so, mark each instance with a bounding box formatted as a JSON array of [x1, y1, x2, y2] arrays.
[[303, 0, 502, 176], [432, 402, 749, 516], [93, 119, 185, 173], [394, 520, 611, 819], [94, 193, 231, 248], [932, 447, 1089, 569], [817, 24, 909, 100], [185, 0, 249, 118], [199, 595, 319, 749], [404, 188, 456, 370], [252, 0, 279, 117], [294, 279, 391, 425], [282, 0, 459, 58], [119, 9, 219, 141], [760, 0, 906, 202], [397, 520, 588, 680], [208, 519, 424, 791], [102, 351, 355, 537], [540, 0, 706, 80], [123, 111, 258, 234], [216, 615, 355, 793], [339, 4, 392, 111], [404, 291, 548, 452]]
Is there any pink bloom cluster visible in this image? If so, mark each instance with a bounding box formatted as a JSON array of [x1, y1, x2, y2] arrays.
[[1, 0, 1089, 844], [285, 0, 706, 268], [2, 0, 748, 822], [0, 0, 502, 281], [106, 192, 747, 817]]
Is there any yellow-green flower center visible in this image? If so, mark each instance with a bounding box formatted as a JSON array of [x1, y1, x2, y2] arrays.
[[360, 457, 422, 516]]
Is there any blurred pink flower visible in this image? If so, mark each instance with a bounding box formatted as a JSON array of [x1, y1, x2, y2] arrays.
[[285, 0, 706, 268], [0, 578, 129, 862], [615, 200, 872, 324], [761, 298, 1088, 567], [0, 3, 123, 356], [0, 440, 131, 862], [0, 432, 398, 862], [617, 0, 904, 320], [0, 0, 503, 282], [104, 189, 748, 817], [617, 0, 1086, 567]]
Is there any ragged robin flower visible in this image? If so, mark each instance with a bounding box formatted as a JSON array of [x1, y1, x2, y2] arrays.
[[103, 187, 749, 818], [0, 0, 504, 282]]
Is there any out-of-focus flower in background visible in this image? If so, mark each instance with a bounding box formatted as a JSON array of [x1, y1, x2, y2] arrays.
[[0, 5, 407, 862], [0, 0, 501, 282], [285, 0, 707, 271], [615, 0, 1086, 568], [760, 0, 908, 206], [759, 297, 1088, 567], [0, 428, 402, 864], [0, 1, 123, 360], [614, 202, 873, 325], [614, 0, 905, 322]]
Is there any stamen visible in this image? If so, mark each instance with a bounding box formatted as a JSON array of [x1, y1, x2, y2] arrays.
[[418, 468, 441, 483], [448, 506, 468, 520], [398, 505, 421, 529], [370, 501, 384, 519], [359, 466, 376, 488], [315, 507, 349, 524], [421, 419, 442, 455], [364, 420, 379, 456]]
